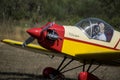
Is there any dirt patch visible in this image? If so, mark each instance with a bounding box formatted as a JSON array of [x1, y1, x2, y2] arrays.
[[0, 42, 120, 80]]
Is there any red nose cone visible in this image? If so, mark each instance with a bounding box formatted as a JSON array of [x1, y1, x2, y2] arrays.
[[27, 28, 41, 38]]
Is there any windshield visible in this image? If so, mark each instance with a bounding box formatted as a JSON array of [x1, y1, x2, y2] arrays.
[[75, 18, 114, 42]]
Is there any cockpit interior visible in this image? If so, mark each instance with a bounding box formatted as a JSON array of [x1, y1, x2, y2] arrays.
[[75, 18, 114, 42]]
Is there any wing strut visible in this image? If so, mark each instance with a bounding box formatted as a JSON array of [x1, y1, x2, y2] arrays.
[[57, 57, 67, 71], [82, 59, 101, 73]]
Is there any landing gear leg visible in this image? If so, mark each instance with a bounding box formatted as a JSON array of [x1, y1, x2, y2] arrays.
[[78, 60, 101, 80], [43, 57, 74, 80]]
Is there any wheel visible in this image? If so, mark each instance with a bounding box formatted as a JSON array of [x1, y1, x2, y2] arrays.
[[78, 72, 100, 80], [43, 67, 65, 80]]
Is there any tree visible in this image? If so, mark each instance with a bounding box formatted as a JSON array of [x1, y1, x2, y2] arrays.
[[99, 0, 120, 19]]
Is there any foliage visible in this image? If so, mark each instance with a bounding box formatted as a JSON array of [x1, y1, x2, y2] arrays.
[[0, 0, 120, 27]]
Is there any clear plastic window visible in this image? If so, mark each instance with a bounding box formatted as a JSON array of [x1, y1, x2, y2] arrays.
[[75, 18, 114, 42]]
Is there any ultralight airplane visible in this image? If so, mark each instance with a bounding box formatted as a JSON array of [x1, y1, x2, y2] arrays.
[[1, 18, 120, 80]]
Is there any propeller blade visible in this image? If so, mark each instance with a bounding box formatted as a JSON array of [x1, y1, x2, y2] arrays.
[[41, 22, 55, 33], [22, 36, 35, 47]]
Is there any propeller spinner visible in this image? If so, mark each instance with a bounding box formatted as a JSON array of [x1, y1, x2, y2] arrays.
[[22, 28, 42, 47]]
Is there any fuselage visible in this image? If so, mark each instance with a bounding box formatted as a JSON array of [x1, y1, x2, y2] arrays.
[[62, 25, 120, 55], [26, 18, 120, 65], [61, 25, 120, 62]]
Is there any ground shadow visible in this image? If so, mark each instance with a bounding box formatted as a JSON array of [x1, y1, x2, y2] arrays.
[[0, 71, 76, 80]]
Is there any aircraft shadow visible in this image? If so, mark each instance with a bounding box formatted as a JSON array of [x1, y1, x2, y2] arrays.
[[0, 71, 76, 80]]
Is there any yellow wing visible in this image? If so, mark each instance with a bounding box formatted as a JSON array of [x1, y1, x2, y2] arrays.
[[2, 39, 120, 66], [1, 39, 53, 56]]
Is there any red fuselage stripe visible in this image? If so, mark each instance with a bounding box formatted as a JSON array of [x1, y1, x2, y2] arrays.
[[114, 39, 120, 49], [64, 37, 119, 50]]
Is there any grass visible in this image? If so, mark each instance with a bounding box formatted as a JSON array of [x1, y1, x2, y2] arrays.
[[0, 20, 32, 41], [0, 19, 74, 41], [1, 18, 120, 41]]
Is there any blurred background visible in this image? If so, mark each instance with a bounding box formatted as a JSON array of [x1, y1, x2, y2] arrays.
[[0, 0, 120, 40], [0, 0, 120, 80]]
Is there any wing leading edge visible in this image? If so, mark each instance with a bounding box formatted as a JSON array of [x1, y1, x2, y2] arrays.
[[1, 39, 52, 56]]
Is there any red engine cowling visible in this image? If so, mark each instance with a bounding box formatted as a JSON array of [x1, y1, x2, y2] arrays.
[[38, 22, 65, 52], [26, 22, 65, 52]]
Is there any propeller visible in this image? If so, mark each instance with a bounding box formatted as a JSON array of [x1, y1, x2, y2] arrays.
[[22, 36, 35, 47], [41, 22, 55, 33], [22, 22, 55, 47], [46, 29, 62, 41], [39, 22, 55, 42]]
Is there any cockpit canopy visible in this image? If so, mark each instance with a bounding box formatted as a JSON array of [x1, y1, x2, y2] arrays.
[[75, 18, 114, 42]]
